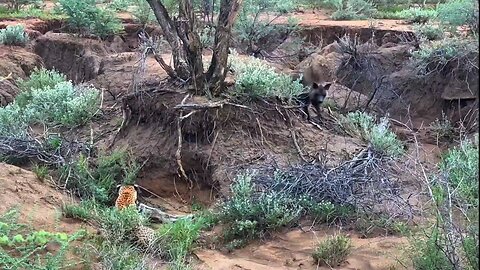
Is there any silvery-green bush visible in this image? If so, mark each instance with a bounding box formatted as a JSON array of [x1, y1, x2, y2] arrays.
[[229, 51, 304, 100], [0, 25, 29, 46]]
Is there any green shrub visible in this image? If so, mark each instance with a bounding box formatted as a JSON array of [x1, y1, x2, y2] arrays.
[[57, 0, 123, 38], [410, 228, 454, 270], [0, 24, 29, 46], [299, 198, 354, 223], [16, 67, 67, 93], [0, 7, 64, 20], [428, 113, 454, 142], [339, 111, 404, 157], [1, 73, 98, 135], [0, 104, 28, 137], [234, 0, 298, 53], [59, 151, 140, 205], [131, 0, 155, 24], [158, 216, 209, 264], [411, 37, 479, 75], [440, 140, 478, 204], [94, 241, 149, 270], [33, 164, 49, 181], [330, 0, 377, 20], [219, 171, 303, 249], [108, 0, 132, 11], [21, 81, 99, 126], [437, 0, 478, 34], [312, 234, 352, 267], [4, 0, 43, 11], [16, 67, 67, 108], [0, 208, 86, 269], [229, 51, 304, 100], [414, 23, 445, 41], [376, 7, 437, 23]]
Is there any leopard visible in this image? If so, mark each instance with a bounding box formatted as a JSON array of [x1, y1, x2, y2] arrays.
[[114, 184, 161, 252], [133, 224, 159, 251], [115, 184, 139, 210]]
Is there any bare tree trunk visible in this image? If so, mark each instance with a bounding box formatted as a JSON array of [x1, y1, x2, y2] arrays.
[[206, 0, 243, 95], [146, 0, 190, 79], [146, 0, 243, 96], [177, 0, 206, 94]]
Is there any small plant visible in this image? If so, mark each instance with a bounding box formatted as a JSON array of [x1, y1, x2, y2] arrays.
[[0, 208, 86, 269], [157, 216, 209, 264], [131, 0, 155, 24], [17, 67, 67, 92], [5, 0, 43, 11], [440, 140, 478, 205], [33, 164, 49, 181], [312, 234, 352, 267], [331, 0, 377, 20], [59, 151, 140, 205], [219, 171, 303, 249], [229, 51, 304, 100], [437, 0, 478, 34], [429, 113, 454, 142], [339, 111, 404, 157], [16, 67, 67, 108], [411, 37, 479, 75], [410, 228, 455, 270], [0, 24, 29, 46], [57, 0, 123, 38], [108, 0, 132, 11], [21, 81, 100, 126], [414, 23, 445, 41], [376, 7, 437, 23], [0, 104, 27, 137]]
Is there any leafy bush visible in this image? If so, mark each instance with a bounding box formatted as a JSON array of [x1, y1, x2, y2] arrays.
[[312, 234, 352, 267], [20, 81, 99, 126], [229, 51, 304, 99], [339, 111, 404, 157], [414, 23, 445, 41], [17, 67, 67, 93], [131, 0, 155, 24], [108, 0, 132, 11], [376, 7, 437, 23], [33, 164, 49, 181], [59, 151, 140, 205], [0, 69, 98, 136], [219, 171, 303, 249], [234, 0, 298, 53], [411, 228, 454, 270], [0, 208, 86, 269], [331, 0, 377, 20], [158, 216, 209, 265], [437, 0, 478, 34], [411, 37, 479, 75], [4, 0, 43, 11], [0, 104, 28, 137], [428, 113, 454, 142], [440, 140, 478, 204], [0, 24, 29, 46], [299, 198, 354, 223], [57, 0, 123, 38], [0, 7, 64, 20], [16, 67, 67, 107]]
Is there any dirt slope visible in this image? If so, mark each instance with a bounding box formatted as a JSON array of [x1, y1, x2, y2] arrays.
[[0, 162, 90, 234], [195, 228, 410, 270]]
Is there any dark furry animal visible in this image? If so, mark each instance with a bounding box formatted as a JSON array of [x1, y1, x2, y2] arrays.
[[296, 81, 332, 121]]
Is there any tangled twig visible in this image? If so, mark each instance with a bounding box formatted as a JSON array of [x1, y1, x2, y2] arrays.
[[249, 147, 416, 220], [0, 136, 90, 166]]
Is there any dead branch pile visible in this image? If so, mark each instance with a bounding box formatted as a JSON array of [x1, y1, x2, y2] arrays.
[[251, 147, 415, 220], [0, 135, 91, 166]]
